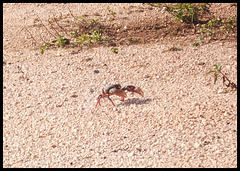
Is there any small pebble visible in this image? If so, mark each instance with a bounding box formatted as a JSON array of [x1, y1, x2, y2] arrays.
[[225, 65, 230, 70], [89, 88, 94, 93], [218, 89, 228, 94], [223, 111, 228, 116], [228, 55, 234, 60], [128, 151, 134, 157], [25, 105, 31, 108], [194, 102, 200, 107], [94, 70, 99, 74], [70, 94, 78, 98], [144, 74, 150, 78], [57, 52, 61, 56], [193, 142, 200, 148]]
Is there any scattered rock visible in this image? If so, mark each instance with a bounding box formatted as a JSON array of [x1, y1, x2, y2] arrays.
[[94, 70, 99, 74], [218, 89, 228, 94], [25, 105, 31, 108], [193, 142, 200, 148], [70, 94, 78, 98], [57, 52, 61, 56], [198, 62, 205, 65], [144, 74, 150, 78], [193, 102, 200, 107], [225, 65, 231, 70], [89, 88, 94, 93], [52, 145, 57, 148], [128, 151, 134, 157]]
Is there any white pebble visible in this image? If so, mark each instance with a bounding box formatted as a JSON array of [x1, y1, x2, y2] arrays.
[[228, 55, 234, 60], [144, 74, 150, 78], [128, 151, 134, 157], [193, 142, 200, 148], [218, 89, 228, 94]]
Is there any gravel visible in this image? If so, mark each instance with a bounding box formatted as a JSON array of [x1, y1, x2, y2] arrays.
[[3, 3, 237, 168]]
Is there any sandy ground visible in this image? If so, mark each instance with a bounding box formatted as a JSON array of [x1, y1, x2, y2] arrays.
[[3, 3, 237, 168]]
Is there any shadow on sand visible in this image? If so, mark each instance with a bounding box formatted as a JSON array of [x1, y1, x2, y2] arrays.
[[120, 98, 152, 106]]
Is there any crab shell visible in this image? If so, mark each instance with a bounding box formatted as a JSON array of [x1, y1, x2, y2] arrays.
[[108, 88, 127, 98]]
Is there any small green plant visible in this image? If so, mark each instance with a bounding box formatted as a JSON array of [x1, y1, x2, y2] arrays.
[[106, 6, 116, 16], [198, 36, 205, 41], [92, 29, 102, 42], [197, 17, 237, 41], [39, 43, 51, 54], [207, 64, 237, 90], [157, 3, 210, 24], [71, 30, 79, 38], [155, 3, 236, 46], [111, 47, 118, 53], [55, 35, 69, 47], [192, 42, 199, 47], [105, 6, 117, 21], [74, 29, 106, 45], [193, 35, 206, 47], [219, 17, 237, 33], [36, 12, 110, 54]]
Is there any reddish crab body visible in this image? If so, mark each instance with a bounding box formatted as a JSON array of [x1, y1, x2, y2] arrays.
[[96, 84, 144, 107]]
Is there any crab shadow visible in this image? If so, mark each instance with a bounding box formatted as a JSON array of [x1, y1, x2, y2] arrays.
[[119, 98, 152, 106]]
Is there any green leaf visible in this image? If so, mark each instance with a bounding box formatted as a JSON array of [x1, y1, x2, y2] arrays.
[[166, 7, 173, 12], [219, 26, 225, 30], [198, 36, 204, 41], [214, 64, 221, 71], [201, 24, 207, 28], [207, 70, 215, 75], [193, 42, 199, 47]]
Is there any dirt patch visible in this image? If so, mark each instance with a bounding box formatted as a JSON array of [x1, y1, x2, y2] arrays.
[[5, 3, 237, 52], [3, 3, 237, 168]]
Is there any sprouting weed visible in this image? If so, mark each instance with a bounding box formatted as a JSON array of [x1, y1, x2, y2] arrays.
[[111, 47, 118, 53], [207, 64, 237, 90]]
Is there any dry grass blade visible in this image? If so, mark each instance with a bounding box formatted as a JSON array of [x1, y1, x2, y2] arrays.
[[36, 14, 57, 39], [23, 27, 40, 45]]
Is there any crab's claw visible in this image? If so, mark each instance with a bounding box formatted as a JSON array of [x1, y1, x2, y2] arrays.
[[95, 95, 102, 107], [134, 87, 144, 97], [122, 85, 144, 97]]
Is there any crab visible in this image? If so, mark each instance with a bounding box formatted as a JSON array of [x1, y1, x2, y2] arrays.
[[96, 84, 144, 107]]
